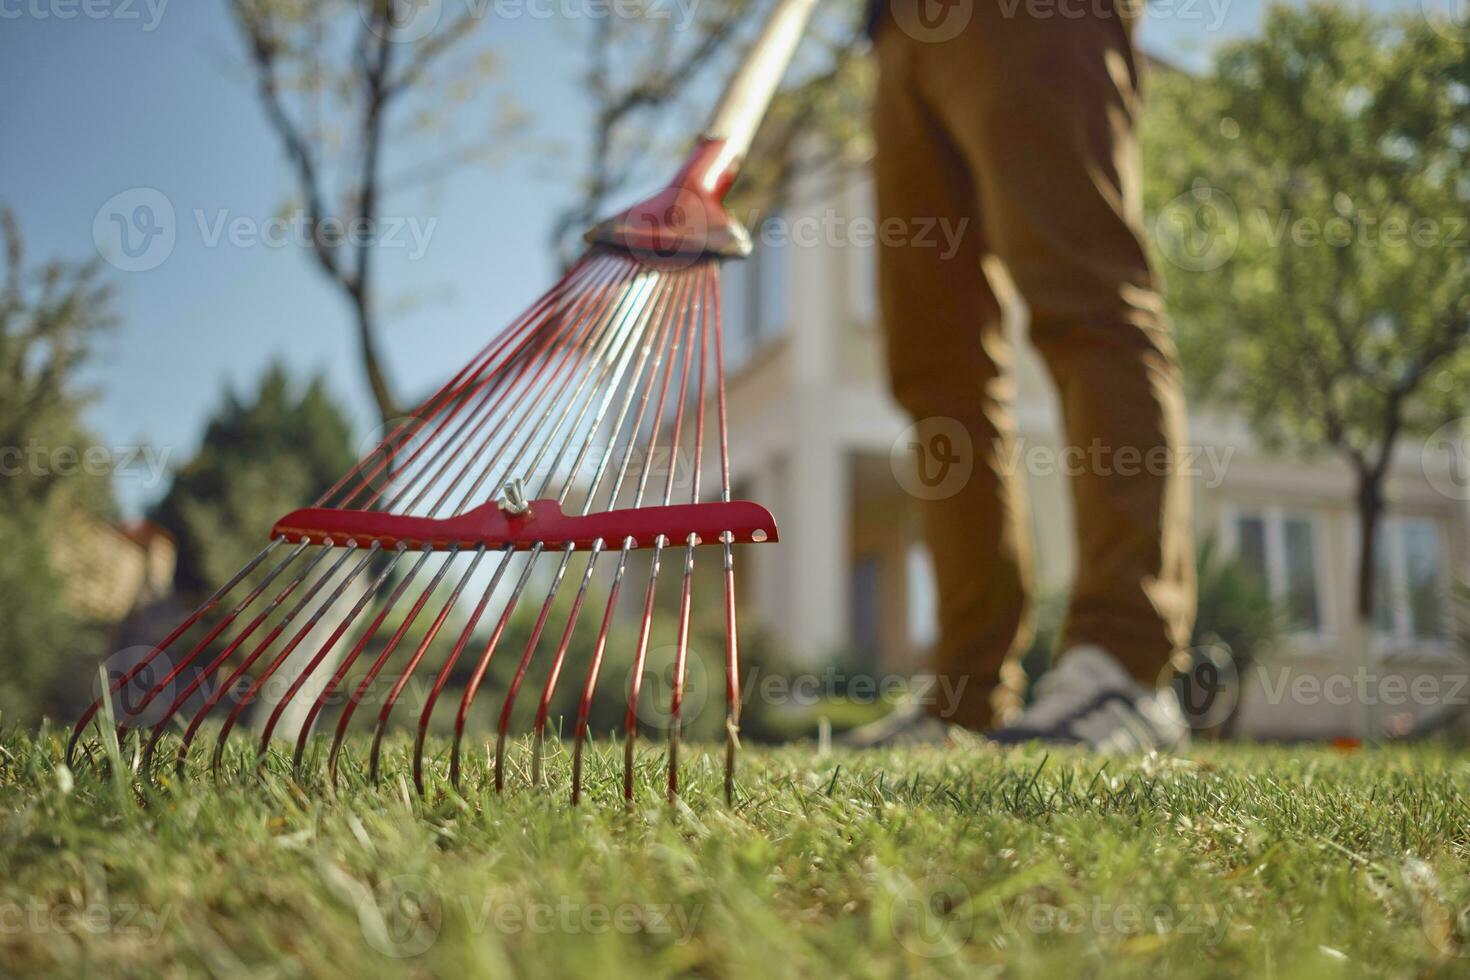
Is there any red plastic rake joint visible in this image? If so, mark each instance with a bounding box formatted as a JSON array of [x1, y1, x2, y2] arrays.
[[272, 498, 778, 552]]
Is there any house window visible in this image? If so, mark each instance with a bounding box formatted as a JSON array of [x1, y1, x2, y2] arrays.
[[719, 219, 790, 373], [753, 219, 789, 336], [720, 258, 753, 371], [1373, 517, 1446, 643], [907, 543, 937, 651], [1228, 508, 1324, 634], [850, 556, 882, 667]]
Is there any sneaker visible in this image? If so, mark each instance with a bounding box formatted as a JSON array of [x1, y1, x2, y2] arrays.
[[836, 703, 958, 749], [988, 646, 1189, 754]]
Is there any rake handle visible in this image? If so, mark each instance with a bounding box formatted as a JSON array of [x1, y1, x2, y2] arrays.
[[702, 0, 822, 187]]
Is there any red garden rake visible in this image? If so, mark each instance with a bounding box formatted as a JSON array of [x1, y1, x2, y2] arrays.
[[68, 0, 820, 804]]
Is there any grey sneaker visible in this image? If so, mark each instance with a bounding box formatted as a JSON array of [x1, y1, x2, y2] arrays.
[[989, 646, 1189, 754], [837, 704, 957, 749]]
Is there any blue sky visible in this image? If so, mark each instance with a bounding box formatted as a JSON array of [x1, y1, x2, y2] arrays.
[[0, 0, 1427, 515]]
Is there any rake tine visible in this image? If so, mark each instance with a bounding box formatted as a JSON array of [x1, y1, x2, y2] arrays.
[[394, 257, 635, 517], [669, 264, 714, 802], [571, 548, 630, 805], [708, 263, 742, 804], [668, 539, 698, 802], [365, 545, 486, 789], [261, 545, 407, 761], [137, 540, 318, 777], [532, 546, 601, 787], [67, 538, 284, 766], [175, 543, 355, 778], [328, 547, 455, 783], [487, 273, 691, 792], [294, 546, 427, 775], [416, 545, 517, 789], [237, 541, 393, 768], [489, 543, 576, 789], [210, 544, 379, 762], [623, 540, 664, 803], [328, 253, 612, 512], [451, 548, 539, 793]]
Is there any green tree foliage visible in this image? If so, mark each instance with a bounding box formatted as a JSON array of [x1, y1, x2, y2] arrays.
[[1143, 4, 1470, 637], [0, 208, 117, 723], [151, 364, 356, 597], [1191, 537, 1280, 671]]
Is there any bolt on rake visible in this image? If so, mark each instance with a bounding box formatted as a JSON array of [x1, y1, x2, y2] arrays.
[[69, 0, 821, 804]]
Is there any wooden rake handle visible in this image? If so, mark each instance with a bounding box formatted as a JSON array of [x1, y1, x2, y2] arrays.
[[699, 0, 822, 190]]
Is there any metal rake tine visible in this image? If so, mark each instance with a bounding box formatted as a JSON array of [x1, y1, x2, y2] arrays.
[[293, 546, 429, 775], [641, 258, 703, 801], [261, 545, 408, 762], [249, 543, 402, 764], [328, 547, 457, 783], [486, 269, 690, 791], [364, 545, 487, 790], [414, 545, 518, 790], [623, 538, 665, 803], [668, 538, 698, 802], [720, 537, 742, 804], [176, 543, 356, 779], [328, 253, 613, 511], [488, 543, 577, 791], [668, 264, 714, 802], [391, 258, 636, 517], [707, 261, 743, 805], [571, 547, 630, 805], [211, 543, 378, 759], [137, 540, 320, 777], [532, 545, 602, 788], [447, 547, 541, 794], [67, 538, 284, 766]]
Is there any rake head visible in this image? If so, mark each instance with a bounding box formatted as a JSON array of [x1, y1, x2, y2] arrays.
[[69, 138, 779, 804]]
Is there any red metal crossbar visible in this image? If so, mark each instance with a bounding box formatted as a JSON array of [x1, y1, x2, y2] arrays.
[[272, 499, 778, 552]]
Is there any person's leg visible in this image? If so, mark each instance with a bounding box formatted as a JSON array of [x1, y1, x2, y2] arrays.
[[909, 1, 1195, 684], [872, 19, 1035, 731]]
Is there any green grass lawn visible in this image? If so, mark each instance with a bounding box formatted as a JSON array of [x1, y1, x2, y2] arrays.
[[3, 727, 1470, 978]]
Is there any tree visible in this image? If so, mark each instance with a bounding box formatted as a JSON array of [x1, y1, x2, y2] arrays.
[[0, 208, 118, 722], [150, 363, 356, 597], [229, 0, 513, 423], [1143, 4, 1470, 731]]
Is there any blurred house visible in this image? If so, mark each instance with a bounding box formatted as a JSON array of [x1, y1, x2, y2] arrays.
[[719, 162, 1469, 740], [48, 514, 176, 624]]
